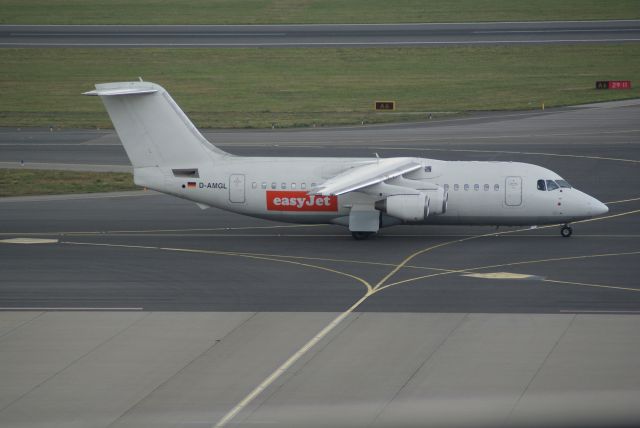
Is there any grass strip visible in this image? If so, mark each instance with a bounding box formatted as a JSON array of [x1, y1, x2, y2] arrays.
[[0, 169, 138, 197], [2, 0, 639, 24], [1, 45, 639, 129]]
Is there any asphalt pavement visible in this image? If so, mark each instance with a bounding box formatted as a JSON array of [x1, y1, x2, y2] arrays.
[[2, 20, 639, 47], [1, 99, 639, 312], [2, 100, 640, 428]]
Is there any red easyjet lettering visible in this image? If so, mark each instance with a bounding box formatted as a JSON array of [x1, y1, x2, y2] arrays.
[[266, 191, 338, 212]]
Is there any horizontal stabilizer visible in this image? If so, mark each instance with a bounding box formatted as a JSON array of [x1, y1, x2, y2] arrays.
[[83, 88, 158, 97]]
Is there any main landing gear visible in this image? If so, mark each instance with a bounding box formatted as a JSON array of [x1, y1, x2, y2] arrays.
[[351, 231, 375, 240], [560, 224, 573, 238]]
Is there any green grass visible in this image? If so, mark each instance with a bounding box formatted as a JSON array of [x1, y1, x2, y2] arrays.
[[1, 45, 639, 128], [2, 0, 639, 24], [0, 169, 138, 197]]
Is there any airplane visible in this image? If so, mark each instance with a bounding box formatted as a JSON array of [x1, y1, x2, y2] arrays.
[[85, 81, 609, 240]]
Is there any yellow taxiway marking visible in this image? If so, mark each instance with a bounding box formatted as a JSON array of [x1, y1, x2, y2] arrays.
[[605, 196, 640, 205], [376, 249, 640, 292], [464, 250, 640, 273], [542, 279, 640, 293], [575, 208, 640, 224], [0, 237, 58, 244], [370, 222, 550, 292], [63, 241, 373, 293], [372, 207, 640, 293], [162, 247, 373, 293], [0, 223, 327, 237], [463, 272, 535, 280], [371, 237, 482, 291]]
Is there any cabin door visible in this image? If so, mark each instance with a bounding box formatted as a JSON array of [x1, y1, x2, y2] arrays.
[[229, 174, 245, 203], [505, 176, 522, 206]]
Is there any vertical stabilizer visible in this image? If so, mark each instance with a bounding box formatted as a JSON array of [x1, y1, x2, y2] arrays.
[[84, 82, 228, 169]]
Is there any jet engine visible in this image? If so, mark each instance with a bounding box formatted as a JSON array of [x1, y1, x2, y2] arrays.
[[423, 186, 448, 215], [374, 185, 447, 222], [375, 193, 430, 221]]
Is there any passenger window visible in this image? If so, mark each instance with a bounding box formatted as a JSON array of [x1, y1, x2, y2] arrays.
[[291, 183, 296, 189], [494, 184, 500, 191], [546, 180, 559, 191], [474, 184, 479, 191], [537, 179, 546, 191], [281, 182, 286, 189], [464, 184, 469, 191], [484, 184, 489, 191], [251, 182, 257, 189], [454, 184, 459, 191], [301, 183, 307, 190], [271, 182, 277, 189], [261, 182, 267, 189]]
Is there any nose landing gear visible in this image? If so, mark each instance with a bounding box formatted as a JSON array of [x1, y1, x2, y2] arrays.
[[560, 224, 573, 238]]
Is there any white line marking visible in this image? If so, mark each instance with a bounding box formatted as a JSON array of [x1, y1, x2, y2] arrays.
[[475, 28, 640, 34], [0, 307, 143, 311], [0, 161, 128, 168], [14, 32, 286, 37], [2, 20, 639, 27], [3, 38, 640, 47], [0, 238, 58, 244], [213, 292, 371, 427], [559, 310, 640, 313], [0, 143, 119, 146]]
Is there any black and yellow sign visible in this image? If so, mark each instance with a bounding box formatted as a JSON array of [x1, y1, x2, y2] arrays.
[[375, 101, 395, 111]]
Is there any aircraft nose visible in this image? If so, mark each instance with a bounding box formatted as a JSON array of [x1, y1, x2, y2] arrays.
[[594, 200, 609, 216], [589, 197, 609, 216]]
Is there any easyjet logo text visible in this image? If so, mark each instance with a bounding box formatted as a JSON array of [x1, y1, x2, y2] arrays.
[[266, 191, 338, 212]]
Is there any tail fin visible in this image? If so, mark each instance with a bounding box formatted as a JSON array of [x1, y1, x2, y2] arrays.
[[85, 81, 228, 169]]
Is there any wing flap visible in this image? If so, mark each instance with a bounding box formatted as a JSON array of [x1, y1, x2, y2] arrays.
[[312, 158, 422, 196]]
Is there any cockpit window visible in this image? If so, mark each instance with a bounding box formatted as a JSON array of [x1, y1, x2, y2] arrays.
[[556, 179, 572, 188], [546, 180, 559, 191], [537, 179, 546, 191]]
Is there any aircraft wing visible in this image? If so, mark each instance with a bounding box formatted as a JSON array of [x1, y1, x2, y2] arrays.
[[311, 158, 422, 196]]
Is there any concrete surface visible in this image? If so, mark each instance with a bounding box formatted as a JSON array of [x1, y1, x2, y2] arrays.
[[0, 312, 638, 427]]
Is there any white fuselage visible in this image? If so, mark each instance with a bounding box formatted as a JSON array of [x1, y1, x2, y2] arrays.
[[145, 156, 607, 228]]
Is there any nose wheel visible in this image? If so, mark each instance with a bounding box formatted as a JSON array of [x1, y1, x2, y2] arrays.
[[560, 225, 573, 238]]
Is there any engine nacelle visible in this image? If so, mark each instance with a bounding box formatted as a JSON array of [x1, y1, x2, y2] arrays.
[[423, 187, 448, 215], [377, 193, 430, 222]]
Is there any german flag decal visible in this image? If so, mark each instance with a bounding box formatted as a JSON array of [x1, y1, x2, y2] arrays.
[[187, 182, 197, 189]]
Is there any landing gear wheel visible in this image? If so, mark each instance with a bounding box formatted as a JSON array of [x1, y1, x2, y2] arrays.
[[560, 225, 573, 238], [351, 231, 374, 240]]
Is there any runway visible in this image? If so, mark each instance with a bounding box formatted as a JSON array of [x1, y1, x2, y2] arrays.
[[2, 20, 640, 47], [1, 100, 640, 427]]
